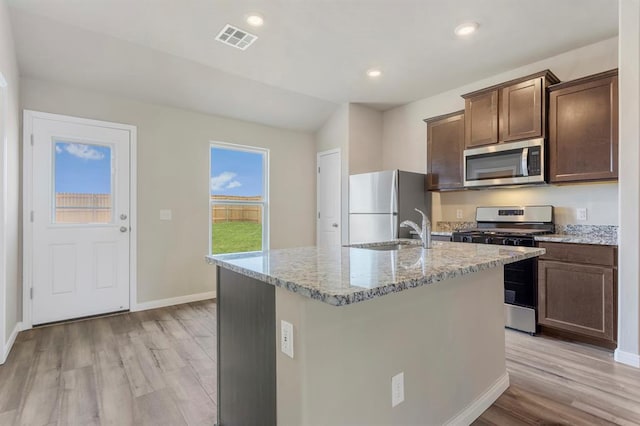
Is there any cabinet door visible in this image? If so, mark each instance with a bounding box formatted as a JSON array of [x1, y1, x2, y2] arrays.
[[500, 77, 543, 142], [464, 90, 498, 148], [426, 111, 464, 190], [538, 260, 615, 342], [549, 73, 618, 182]]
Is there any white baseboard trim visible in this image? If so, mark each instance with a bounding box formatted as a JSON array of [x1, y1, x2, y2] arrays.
[[1, 321, 25, 365], [445, 372, 510, 426], [614, 349, 640, 368], [132, 291, 216, 312]]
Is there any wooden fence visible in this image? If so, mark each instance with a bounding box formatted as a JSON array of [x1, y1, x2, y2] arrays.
[[54, 193, 262, 224], [55, 193, 112, 223], [211, 195, 262, 224]]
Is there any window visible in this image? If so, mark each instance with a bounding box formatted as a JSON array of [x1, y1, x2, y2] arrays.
[[210, 142, 268, 254]]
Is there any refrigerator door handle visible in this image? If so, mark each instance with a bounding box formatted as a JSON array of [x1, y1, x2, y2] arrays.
[[391, 213, 398, 239], [390, 170, 398, 237], [391, 170, 398, 213]]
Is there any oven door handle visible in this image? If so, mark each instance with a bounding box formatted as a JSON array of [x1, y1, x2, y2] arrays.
[[521, 148, 529, 177]]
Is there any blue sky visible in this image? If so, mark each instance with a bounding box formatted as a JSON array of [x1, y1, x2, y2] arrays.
[[55, 142, 112, 194], [210, 147, 263, 197]]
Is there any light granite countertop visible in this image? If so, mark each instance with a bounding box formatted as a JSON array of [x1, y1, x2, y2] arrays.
[[534, 224, 618, 246], [207, 241, 545, 306], [534, 234, 617, 246], [432, 232, 617, 245], [432, 224, 618, 246]]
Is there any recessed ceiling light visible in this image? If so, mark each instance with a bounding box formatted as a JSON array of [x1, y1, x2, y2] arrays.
[[367, 69, 382, 78], [454, 22, 479, 37], [246, 14, 264, 27]]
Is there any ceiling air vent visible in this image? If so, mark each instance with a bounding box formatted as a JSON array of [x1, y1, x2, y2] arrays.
[[215, 24, 258, 50]]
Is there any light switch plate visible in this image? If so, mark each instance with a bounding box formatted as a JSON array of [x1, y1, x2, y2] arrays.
[[160, 209, 172, 221], [281, 320, 294, 358]]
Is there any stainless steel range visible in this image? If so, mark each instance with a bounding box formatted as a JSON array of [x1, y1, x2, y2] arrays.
[[452, 205, 554, 334]]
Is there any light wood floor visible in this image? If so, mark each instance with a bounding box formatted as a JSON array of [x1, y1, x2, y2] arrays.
[[475, 330, 640, 426], [0, 300, 217, 426], [1, 300, 640, 425]]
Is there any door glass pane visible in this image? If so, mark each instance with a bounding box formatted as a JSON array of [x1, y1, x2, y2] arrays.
[[54, 141, 113, 224]]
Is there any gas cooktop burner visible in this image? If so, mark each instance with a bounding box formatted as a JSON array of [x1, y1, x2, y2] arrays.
[[456, 228, 553, 236]]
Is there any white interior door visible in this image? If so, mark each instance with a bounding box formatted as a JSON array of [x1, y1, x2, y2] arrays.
[[29, 114, 131, 325], [317, 150, 341, 247]]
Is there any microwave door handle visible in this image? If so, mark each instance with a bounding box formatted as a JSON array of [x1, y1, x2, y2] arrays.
[[521, 148, 529, 177]]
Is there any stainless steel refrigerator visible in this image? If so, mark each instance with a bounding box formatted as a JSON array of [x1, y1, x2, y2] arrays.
[[349, 170, 430, 244]]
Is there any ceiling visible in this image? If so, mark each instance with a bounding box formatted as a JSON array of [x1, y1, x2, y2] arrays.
[[7, 0, 619, 131]]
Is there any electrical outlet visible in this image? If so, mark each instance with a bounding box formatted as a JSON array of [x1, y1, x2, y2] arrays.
[[456, 209, 463, 219], [576, 208, 587, 221], [159, 209, 172, 221], [281, 320, 294, 358], [391, 372, 405, 407]]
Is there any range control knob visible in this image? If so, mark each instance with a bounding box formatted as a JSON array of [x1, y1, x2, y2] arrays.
[[484, 237, 493, 244]]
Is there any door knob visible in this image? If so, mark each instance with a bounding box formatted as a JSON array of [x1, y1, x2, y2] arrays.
[[332, 223, 339, 228], [120, 226, 128, 233], [120, 214, 128, 220]]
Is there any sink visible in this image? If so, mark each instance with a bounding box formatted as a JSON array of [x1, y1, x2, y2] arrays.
[[361, 244, 402, 251]]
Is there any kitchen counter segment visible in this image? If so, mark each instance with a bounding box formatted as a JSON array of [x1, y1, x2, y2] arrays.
[[206, 240, 544, 306]]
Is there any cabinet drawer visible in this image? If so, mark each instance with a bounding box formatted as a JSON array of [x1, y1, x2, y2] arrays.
[[538, 242, 616, 266]]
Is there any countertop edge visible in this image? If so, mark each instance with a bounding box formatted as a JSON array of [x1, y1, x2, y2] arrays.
[[533, 235, 618, 246]]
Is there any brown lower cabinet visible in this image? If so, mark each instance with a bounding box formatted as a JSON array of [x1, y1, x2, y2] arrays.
[[537, 242, 617, 349]]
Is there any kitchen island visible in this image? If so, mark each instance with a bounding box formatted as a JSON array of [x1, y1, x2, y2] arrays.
[[207, 241, 545, 426]]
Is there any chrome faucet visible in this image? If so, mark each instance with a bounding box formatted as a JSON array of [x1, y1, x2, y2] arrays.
[[400, 208, 432, 249]]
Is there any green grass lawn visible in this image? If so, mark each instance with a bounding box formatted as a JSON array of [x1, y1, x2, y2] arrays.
[[212, 221, 262, 254]]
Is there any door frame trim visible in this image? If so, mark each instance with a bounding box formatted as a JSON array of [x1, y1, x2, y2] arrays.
[[22, 110, 138, 329], [0, 72, 7, 356], [316, 148, 341, 246]]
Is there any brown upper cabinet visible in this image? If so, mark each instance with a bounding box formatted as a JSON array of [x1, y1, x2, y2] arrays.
[[424, 110, 465, 190], [462, 70, 560, 149], [463, 90, 498, 148], [548, 69, 618, 183]]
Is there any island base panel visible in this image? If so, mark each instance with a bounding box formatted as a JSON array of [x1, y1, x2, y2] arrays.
[[217, 267, 276, 426], [275, 267, 508, 425]]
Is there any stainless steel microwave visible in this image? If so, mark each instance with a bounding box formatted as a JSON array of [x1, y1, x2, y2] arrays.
[[463, 138, 545, 188]]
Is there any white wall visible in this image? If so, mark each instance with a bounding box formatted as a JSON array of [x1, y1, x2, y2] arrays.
[[348, 103, 383, 175], [616, 0, 640, 367], [382, 37, 619, 225], [0, 0, 21, 362], [316, 104, 349, 244], [20, 78, 317, 305]]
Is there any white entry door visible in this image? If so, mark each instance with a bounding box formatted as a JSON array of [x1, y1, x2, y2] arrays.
[[26, 112, 133, 325], [317, 149, 341, 247]]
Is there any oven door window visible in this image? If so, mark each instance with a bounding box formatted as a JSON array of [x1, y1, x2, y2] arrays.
[[466, 148, 525, 181]]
